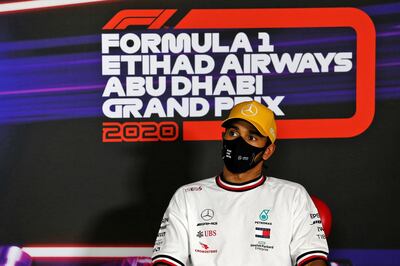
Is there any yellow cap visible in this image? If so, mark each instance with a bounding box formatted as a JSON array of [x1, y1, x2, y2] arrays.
[[222, 101, 277, 143]]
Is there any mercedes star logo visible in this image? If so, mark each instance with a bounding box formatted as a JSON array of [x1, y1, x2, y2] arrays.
[[201, 209, 214, 221], [240, 103, 258, 116]]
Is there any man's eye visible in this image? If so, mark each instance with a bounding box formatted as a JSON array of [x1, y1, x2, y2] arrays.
[[229, 131, 237, 136], [227, 129, 238, 136], [248, 135, 257, 141]]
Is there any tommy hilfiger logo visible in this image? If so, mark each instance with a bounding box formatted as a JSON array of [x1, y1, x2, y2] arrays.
[[255, 227, 271, 239]]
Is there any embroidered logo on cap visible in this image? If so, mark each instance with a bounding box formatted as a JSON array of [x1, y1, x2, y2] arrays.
[[241, 103, 258, 116]]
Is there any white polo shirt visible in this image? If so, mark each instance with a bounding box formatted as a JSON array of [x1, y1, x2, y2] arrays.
[[152, 175, 329, 266]]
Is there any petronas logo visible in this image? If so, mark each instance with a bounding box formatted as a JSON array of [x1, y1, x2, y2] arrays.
[[259, 209, 270, 221]]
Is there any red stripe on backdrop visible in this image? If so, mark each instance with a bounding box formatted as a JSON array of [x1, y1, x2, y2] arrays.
[[177, 8, 375, 141]]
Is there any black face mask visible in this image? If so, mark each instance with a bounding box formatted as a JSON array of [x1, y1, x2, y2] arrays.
[[221, 137, 267, 174]]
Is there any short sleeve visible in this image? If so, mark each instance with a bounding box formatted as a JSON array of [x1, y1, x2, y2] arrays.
[[289, 186, 329, 266], [152, 189, 189, 266]]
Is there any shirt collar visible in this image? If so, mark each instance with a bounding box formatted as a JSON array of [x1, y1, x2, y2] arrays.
[[216, 174, 267, 192]]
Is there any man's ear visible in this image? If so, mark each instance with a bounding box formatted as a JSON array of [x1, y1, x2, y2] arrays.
[[262, 143, 276, 161]]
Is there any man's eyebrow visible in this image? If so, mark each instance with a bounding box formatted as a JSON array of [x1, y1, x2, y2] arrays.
[[248, 129, 263, 137], [227, 125, 239, 130]]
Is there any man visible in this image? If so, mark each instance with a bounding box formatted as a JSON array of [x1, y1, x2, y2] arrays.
[[152, 101, 329, 266]]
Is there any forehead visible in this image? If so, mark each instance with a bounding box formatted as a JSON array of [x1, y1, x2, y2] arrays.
[[225, 119, 262, 135]]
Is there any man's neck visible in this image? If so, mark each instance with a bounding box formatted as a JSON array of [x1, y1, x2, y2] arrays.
[[222, 164, 263, 184]]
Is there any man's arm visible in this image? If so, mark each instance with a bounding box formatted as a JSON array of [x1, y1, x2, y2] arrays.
[[304, 259, 328, 266], [289, 187, 329, 266], [152, 189, 190, 266]]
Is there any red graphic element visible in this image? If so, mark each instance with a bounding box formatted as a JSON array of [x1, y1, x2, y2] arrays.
[[177, 8, 375, 140], [102, 121, 179, 142], [103, 9, 176, 30], [311, 196, 332, 238], [262, 229, 271, 238], [199, 243, 209, 250]]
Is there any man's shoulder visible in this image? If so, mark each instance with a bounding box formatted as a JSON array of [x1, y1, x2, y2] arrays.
[[178, 176, 217, 192], [267, 176, 307, 192], [170, 177, 216, 196]]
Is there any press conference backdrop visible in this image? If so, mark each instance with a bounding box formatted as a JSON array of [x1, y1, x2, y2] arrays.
[[0, 0, 399, 265]]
